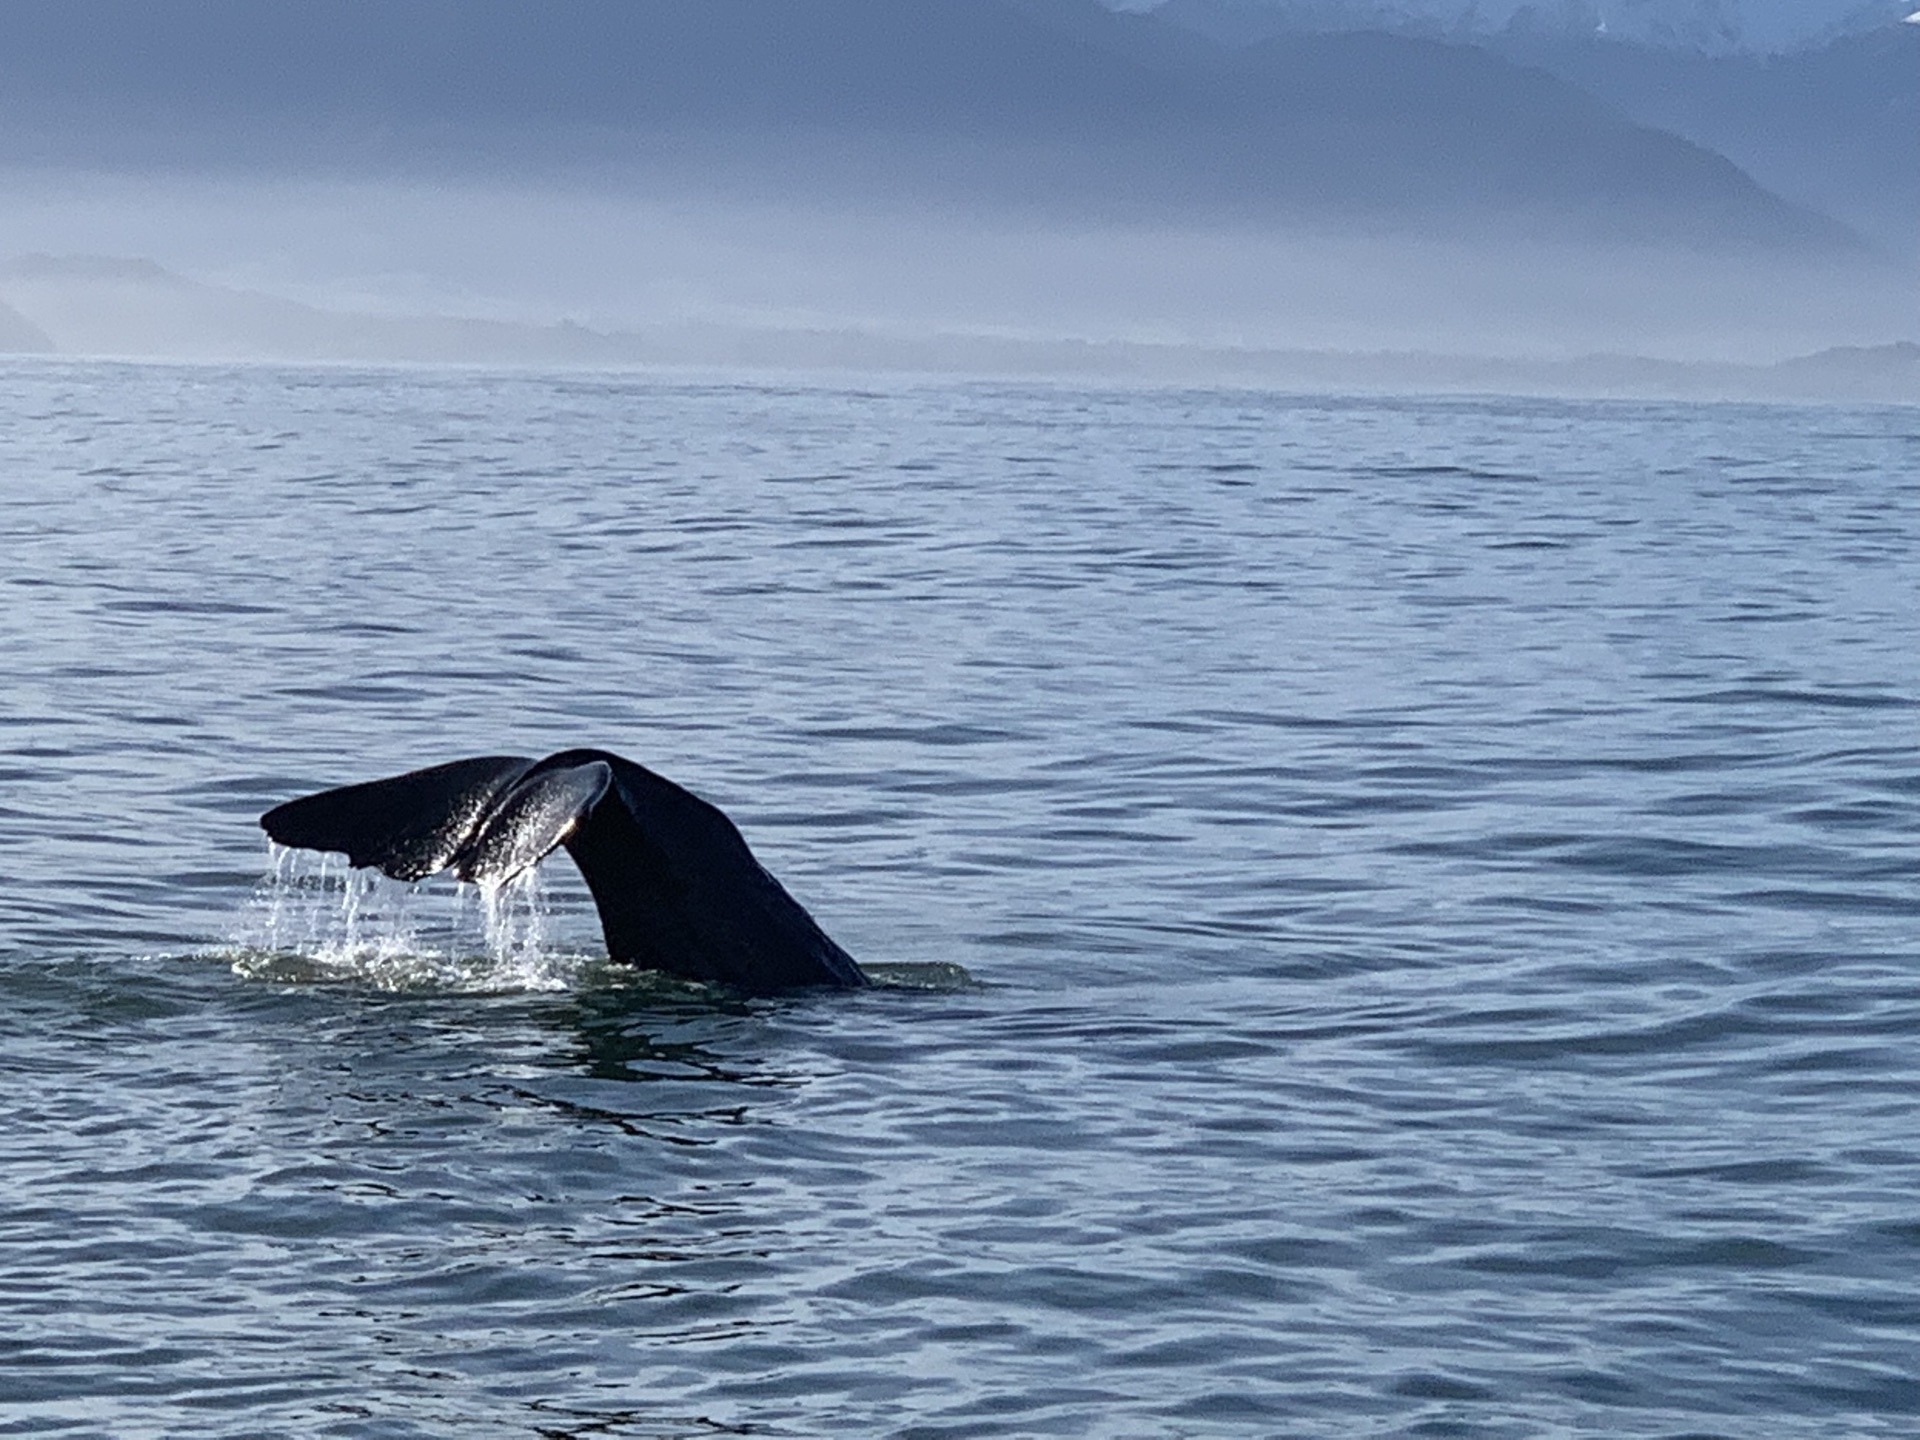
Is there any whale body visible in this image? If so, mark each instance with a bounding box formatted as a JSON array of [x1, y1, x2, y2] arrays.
[[260, 749, 867, 994]]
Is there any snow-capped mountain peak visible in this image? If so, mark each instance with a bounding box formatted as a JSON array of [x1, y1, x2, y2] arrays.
[[1126, 0, 1916, 54]]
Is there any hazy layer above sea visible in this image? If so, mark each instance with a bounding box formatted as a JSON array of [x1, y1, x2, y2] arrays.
[[0, 1, 1912, 402]]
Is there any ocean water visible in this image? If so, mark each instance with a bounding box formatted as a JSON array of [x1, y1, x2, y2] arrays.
[[2, 357, 1917, 1438]]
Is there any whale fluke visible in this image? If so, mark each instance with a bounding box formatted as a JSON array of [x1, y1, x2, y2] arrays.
[[452, 758, 611, 887], [261, 749, 867, 994]]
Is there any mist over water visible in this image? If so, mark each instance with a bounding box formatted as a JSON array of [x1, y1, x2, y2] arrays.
[[3, 358, 1918, 1436], [0, 168, 1910, 378]]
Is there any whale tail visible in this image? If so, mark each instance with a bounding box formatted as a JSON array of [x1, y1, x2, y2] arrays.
[[259, 749, 868, 994], [261, 755, 538, 882]]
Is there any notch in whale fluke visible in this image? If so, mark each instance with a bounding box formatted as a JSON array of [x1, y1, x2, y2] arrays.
[[260, 749, 867, 995]]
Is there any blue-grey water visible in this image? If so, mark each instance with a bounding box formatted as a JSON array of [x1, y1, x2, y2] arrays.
[[3, 357, 1918, 1438]]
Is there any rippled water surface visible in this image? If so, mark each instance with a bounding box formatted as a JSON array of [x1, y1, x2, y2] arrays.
[[3, 358, 1918, 1437]]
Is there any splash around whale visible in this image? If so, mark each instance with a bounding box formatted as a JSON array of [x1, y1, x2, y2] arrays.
[[259, 749, 867, 995]]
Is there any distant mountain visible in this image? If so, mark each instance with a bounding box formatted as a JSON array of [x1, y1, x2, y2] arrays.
[[1493, 23, 1920, 255], [0, 297, 55, 353], [0, 0, 1862, 253], [1153, 1, 1917, 254], [0, 253, 630, 364], [1148, 0, 1907, 54], [1770, 339, 1920, 394], [7, 253, 1913, 404]]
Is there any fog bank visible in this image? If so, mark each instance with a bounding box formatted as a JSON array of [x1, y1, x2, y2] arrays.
[[1, 173, 1911, 367]]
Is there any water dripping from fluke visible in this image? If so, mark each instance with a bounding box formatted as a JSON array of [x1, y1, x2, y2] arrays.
[[223, 843, 590, 994], [223, 845, 976, 999]]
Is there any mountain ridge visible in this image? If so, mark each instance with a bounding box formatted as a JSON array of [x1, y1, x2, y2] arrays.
[[1146, 0, 1910, 55], [1150, 0, 1917, 251], [4, 253, 1913, 405], [0, 0, 1865, 253], [1493, 23, 1920, 253]]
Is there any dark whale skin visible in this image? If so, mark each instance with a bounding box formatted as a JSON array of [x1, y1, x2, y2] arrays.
[[261, 749, 867, 995]]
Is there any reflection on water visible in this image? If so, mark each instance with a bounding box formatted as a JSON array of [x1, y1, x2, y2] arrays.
[[1, 360, 1917, 1437]]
